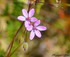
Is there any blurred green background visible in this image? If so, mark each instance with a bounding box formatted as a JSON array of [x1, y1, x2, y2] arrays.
[[0, 0, 70, 57]]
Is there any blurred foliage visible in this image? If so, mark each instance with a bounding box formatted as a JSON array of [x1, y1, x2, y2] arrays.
[[12, 0, 23, 17], [0, 50, 5, 57], [0, 0, 70, 57]]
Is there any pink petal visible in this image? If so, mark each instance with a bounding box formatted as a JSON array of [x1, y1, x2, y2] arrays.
[[34, 20, 40, 26], [22, 9, 28, 18], [29, 8, 35, 17], [30, 30, 35, 40], [17, 16, 26, 21], [26, 25, 33, 31], [35, 30, 41, 38], [31, 17, 37, 22], [24, 21, 30, 27], [36, 26, 47, 31]]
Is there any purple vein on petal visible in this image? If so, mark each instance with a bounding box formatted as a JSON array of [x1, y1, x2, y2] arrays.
[[22, 9, 28, 18], [36, 26, 47, 31], [30, 30, 35, 40], [35, 30, 41, 38], [24, 21, 30, 27], [26, 25, 33, 31], [17, 16, 26, 21], [34, 20, 40, 26], [29, 9, 35, 18], [31, 17, 38, 22]]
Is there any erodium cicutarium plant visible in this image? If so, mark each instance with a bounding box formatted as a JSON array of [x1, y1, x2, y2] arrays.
[[6, 1, 47, 57], [17, 8, 47, 40]]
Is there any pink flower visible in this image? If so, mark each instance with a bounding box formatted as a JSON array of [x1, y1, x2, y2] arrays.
[[17, 8, 37, 28], [26, 20, 47, 40], [17, 8, 47, 40]]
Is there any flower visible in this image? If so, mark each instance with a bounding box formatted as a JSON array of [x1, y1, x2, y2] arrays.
[[17, 8, 37, 28], [17, 8, 47, 40], [26, 20, 47, 40]]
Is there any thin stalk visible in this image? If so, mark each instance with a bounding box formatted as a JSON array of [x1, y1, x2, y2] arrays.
[[10, 41, 24, 56], [10, 27, 28, 56], [6, 22, 24, 57]]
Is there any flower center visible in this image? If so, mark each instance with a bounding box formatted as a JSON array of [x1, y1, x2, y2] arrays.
[[33, 27, 37, 30], [30, 22, 34, 26], [26, 17, 30, 21], [29, 22, 37, 30]]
